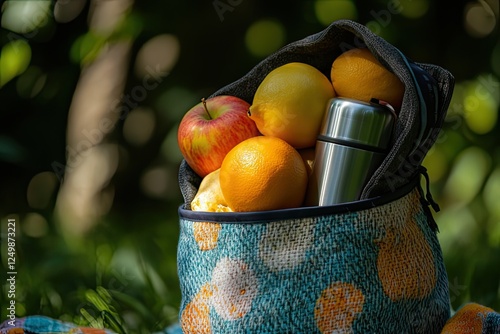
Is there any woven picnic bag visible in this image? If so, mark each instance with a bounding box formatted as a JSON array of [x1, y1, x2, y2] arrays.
[[177, 19, 455, 333]]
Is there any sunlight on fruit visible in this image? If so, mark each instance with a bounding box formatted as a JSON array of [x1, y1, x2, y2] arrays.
[[483, 168, 500, 219], [22, 212, 49, 238], [245, 19, 286, 58], [1, 0, 52, 34], [134, 34, 180, 79], [443, 146, 491, 206], [436, 206, 477, 255], [399, 0, 429, 19], [422, 146, 448, 182], [314, 0, 358, 26], [26, 171, 59, 210], [0, 40, 32, 87], [463, 75, 499, 134], [464, 2, 497, 38], [122, 108, 156, 146]]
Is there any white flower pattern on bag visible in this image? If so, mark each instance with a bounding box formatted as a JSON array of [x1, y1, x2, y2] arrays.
[[211, 257, 259, 320], [258, 218, 315, 272]]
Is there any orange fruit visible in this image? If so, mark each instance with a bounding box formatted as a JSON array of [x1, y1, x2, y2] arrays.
[[220, 136, 307, 212], [440, 303, 494, 334], [330, 48, 404, 111]]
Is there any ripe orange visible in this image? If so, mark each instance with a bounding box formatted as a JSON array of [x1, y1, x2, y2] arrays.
[[220, 136, 308, 212], [330, 48, 404, 111]]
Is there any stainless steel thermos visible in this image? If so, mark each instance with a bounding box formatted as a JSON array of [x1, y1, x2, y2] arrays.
[[307, 97, 396, 206]]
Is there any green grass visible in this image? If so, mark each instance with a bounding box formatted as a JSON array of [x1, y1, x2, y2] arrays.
[[1, 207, 182, 333]]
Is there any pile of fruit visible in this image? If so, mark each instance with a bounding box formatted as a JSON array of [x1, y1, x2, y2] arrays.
[[177, 48, 405, 212]]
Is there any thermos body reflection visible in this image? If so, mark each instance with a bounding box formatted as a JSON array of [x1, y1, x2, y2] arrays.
[[308, 97, 396, 206]]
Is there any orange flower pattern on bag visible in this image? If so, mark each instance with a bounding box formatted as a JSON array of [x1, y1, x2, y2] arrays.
[[375, 191, 437, 301], [180, 283, 213, 334], [314, 282, 365, 333], [193, 222, 221, 251]]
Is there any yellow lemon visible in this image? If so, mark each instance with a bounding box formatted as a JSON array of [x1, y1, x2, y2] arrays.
[[248, 62, 335, 148]]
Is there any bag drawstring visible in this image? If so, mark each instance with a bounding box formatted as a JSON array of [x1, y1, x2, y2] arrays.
[[417, 165, 440, 232]]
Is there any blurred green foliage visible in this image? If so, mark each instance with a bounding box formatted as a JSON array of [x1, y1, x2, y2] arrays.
[[0, 0, 499, 332]]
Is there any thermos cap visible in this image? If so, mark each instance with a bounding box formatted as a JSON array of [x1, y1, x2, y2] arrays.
[[319, 97, 396, 151]]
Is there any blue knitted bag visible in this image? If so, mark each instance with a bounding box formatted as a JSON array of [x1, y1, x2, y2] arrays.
[[178, 181, 450, 333], [177, 20, 454, 333]]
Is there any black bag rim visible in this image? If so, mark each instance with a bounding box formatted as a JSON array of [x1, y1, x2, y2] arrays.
[[178, 175, 419, 224]]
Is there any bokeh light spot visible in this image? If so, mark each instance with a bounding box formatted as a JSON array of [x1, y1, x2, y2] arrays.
[[483, 168, 500, 219], [1, 0, 52, 34], [245, 19, 286, 58], [16, 66, 47, 98], [365, 20, 397, 41], [314, 0, 358, 26], [443, 146, 491, 206], [123, 108, 156, 146], [22, 212, 49, 238], [489, 219, 500, 247], [422, 146, 448, 182], [156, 87, 199, 123], [161, 124, 183, 164], [437, 206, 476, 255], [446, 83, 466, 117], [140, 166, 178, 199], [399, 0, 429, 19], [492, 42, 500, 77], [134, 34, 180, 79], [0, 40, 32, 87], [464, 2, 497, 38], [54, 0, 87, 23], [69, 32, 106, 65], [27, 171, 59, 209], [463, 76, 499, 134]]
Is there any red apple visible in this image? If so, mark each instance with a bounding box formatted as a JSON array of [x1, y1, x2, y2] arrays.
[[177, 95, 260, 177]]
